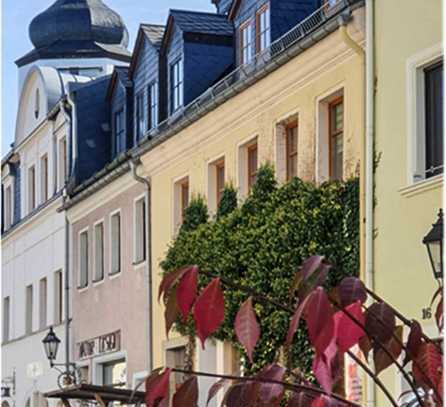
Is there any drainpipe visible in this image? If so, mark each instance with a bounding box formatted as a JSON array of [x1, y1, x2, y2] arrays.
[[130, 159, 153, 373], [365, 0, 375, 405], [60, 100, 72, 376]]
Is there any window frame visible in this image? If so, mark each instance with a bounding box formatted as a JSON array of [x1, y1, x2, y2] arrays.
[[114, 109, 125, 155], [78, 227, 89, 290], [170, 59, 184, 113], [285, 121, 298, 181], [3, 296, 10, 342], [28, 165, 36, 213], [109, 209, 122, 276], [173, 175, 190, 235], [135, 91, 145, 141], [240, 19, 254, 65], [148, 81, 159, 130], [25, 284, 33, 335], [4, 183, 13, 230], [215, 159, 226, 206], [54, 270, 63, 325], [133, 195, 147, 265], [40, 154, 49, 204], [39, 277, 47, 330], [247, 142, 258, 191], [256, 4, 271, 53], [93, 220, 105, 283], [328, 96, 344, 181]]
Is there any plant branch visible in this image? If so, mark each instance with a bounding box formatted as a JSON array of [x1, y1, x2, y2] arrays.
[[197, 269, 401, 407], [170, 368, 360, 407]]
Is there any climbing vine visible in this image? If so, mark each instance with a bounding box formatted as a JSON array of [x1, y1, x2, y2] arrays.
[[161, 164, 360, 375]]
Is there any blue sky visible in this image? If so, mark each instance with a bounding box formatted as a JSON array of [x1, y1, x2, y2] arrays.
[[1, 0, 214, 154]]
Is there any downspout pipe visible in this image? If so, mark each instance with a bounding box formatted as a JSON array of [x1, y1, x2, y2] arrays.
[[60, 100, 72, 375], [365, 0, 375, 405], [130, 159, 153, 373]]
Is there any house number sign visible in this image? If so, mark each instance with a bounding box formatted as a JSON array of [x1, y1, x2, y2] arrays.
[[78, 330, 121, 360]]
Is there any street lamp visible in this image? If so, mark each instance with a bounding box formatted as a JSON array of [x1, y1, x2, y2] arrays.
[[423, 209, 443, 284], [42, 327, 61, 367], [42, 327, 78, 388]]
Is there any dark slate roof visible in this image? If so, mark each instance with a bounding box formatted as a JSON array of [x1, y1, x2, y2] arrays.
[[170, 9, 234, 36], [141, 24, 165, 49]]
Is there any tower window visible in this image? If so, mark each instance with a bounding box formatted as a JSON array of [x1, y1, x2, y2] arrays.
[[35, 89, 40, 119]]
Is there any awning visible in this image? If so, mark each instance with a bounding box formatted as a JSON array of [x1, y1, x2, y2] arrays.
[[44, 384, 145, 405]]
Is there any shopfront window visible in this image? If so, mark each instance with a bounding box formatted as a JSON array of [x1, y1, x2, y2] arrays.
[[103, 359, 126, 388]]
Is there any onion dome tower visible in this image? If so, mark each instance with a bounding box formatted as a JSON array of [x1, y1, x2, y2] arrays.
[[16, 0, 131, 73]]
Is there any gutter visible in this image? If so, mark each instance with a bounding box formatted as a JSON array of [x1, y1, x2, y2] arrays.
[[365, 0, 375, 405], [130, 159, 153, 373]]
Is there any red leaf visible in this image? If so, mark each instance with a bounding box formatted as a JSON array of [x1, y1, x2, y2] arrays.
[[305, 288, 334, 354], [165, 287, 179, 338], [235, 297, 260, 363], [159, 265, 197, 302], [436, 297, 443, 331], [172, 376, 198, 407], [413, 342, 442, 390], [256, 364, 286, 404], [286, 295, 311, 346], [365, 302, 395, 344], [287, 392, 315, 406], [312, 339, 338, 393], [222, 383, 249, 407], [333, 301, 365, 353], [206, 379, 229, 406], [301, 256, 325, 280], [145, 368, 171, 407], [177, 266, 198, 322], [403, 320, 423, 365], [193, 278, 225, 348], [359, 335, 372, 360], [373, 326, 403, 375], [338, 277, 367, 307]]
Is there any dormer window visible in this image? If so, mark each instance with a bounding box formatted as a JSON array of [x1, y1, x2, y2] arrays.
[[170, 59, 183, 113], [135, 92, 145, 141], [148, 82, 158, 129], [35, 88, 40, 119], [256, 4, 271, 52], [240, 21, 253, 64]]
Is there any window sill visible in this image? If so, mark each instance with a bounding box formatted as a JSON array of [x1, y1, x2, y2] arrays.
[[133, 260, 147, 269], [399, 175, 443, 198], [77, 285, 89, 293], [92, 278, 105, 287], [109, 271, 121, 280]]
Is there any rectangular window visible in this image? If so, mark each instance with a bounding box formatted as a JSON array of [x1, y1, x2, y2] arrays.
[[114, 109, 125, 155], [103, 359, 126, 388], [94, 223, 105, 282], [79, 230, 89, 288], [240, 21, 253, 64], [40, 154, 48, 203], [425, 61, 443, 178], [3, 297, 10, 342], [329, 97, 344, 180], [135, 92, 145, 141], [28, 165, 36, 212], [247, 143, 258, 191], [59, 137, 67, 190], [25, 284, 33, 334], [216, 160, 225, 206], [171, 60, 183, 113], [4, 185, 12, 229], [166, 346, 187, 392], [181, 181, 189, 223], [134, 198, 146, 264], [39, 278, 47, 330], [286, 122, 298, 181], [256, 5, 271, 52], [111, 212, 121, 275], [54, 270, 63, 325], [148, 82, 158, 130]]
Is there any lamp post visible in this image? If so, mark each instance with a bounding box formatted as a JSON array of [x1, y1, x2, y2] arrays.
[[42, 327, 78, 388], [422, 209, 443, 285]]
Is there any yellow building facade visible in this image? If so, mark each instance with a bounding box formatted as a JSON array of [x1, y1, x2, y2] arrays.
[[373, 0, 443, 404], [137, 5, 366, 376]]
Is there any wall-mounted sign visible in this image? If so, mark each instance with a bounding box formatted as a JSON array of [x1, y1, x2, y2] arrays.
[[77, 331, 121, 360]]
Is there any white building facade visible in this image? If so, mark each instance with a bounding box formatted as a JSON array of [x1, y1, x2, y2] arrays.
[[1, 1, 131, 406]]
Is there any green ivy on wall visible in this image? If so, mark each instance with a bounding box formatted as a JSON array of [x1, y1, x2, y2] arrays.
[[161, 164, 360, 375]]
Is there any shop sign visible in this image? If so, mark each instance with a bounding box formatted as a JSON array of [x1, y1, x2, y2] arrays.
[[77, 330, 121, 360]]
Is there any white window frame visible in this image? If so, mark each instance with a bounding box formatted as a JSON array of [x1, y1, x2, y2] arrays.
[[256, 4, 271, 53], [172, 174, 190, 236], [53, 270, 63, 325], [315, 86, 345, 184], [135, 91, 145, 141], [237, 135, 258, 199], [39, 277, 48, 330], [240, 20, 254, 65], [78, 227, 90, 290], [28, 164, 36, 213], [3, 180, 14, 230], [109, 209, 122, 277], [148, 81, 158, 130], [3, 296, 10, 342], [92, 351, 127, 386], [57, 136, 67, 191], [133, 194, 147, 266], [40, 153, 49, 204], [93, 219, 105, 284], [170, 59, 184, 113], [406, 43, 443, 185], [25, 284, 34, 335]]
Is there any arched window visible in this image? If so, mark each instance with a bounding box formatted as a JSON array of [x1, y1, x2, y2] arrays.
[[34, 88, 40, 119], [2, 400, 11, 407]]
